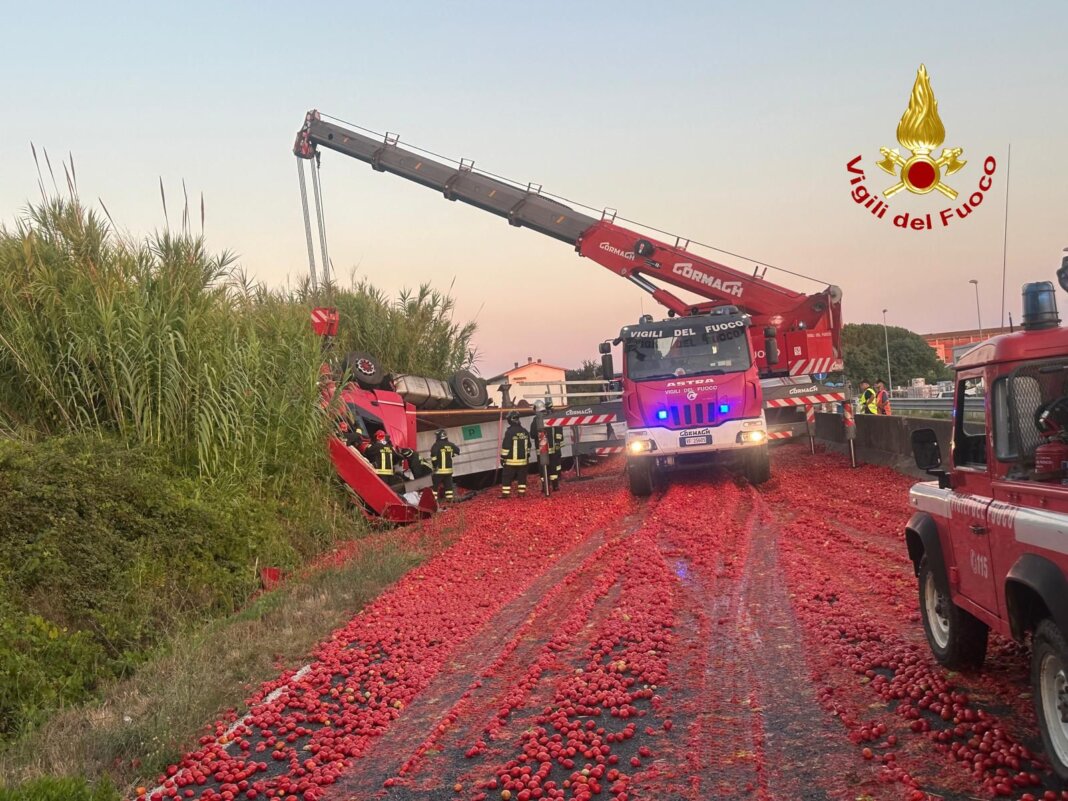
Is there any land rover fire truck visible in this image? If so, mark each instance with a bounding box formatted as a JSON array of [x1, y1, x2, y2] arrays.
[[906, 257, 1068, 778]]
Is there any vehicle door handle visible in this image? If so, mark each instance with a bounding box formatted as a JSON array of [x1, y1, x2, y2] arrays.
[[970, 523, 988, 535]]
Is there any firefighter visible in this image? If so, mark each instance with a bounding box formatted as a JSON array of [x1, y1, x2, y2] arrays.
[[429, 429, 460, 502], [500, 411, 532, 498], [875, 379, 892, 415], [544, 399, 564, 491], [365, 430, 401, 488], [858, 381, 877, 415], [340, 409, 368, 451]]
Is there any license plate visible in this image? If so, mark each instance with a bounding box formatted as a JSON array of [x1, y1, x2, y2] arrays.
[[681, 435, 712, 447]]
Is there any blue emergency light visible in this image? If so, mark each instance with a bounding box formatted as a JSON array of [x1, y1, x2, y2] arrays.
[[656, 409, 669, 421], [719, 403, 730, 414]]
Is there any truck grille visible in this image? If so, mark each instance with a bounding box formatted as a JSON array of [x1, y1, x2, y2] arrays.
[[667, 403, 718, 428]]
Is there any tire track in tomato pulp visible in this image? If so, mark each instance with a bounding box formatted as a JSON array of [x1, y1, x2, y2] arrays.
[[142, 476, 635, 801], [767, 444, 1062, 801]]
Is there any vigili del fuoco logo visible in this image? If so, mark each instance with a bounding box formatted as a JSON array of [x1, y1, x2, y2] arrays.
[[846, 65, 996, 231]]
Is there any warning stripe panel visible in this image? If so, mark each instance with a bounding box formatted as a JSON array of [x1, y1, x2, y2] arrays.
[[595, 446, 624, 455], [545, 413, 619, 426], [789, 357, 835, 376], [765, 392, 845, 408], [766, 431, 795, 440]]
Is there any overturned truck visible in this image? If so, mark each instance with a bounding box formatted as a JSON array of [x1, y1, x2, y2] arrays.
[[313, 308, 622, 522]]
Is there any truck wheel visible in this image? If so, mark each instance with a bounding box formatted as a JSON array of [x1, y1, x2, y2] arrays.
[[450, 370, 488, 408], [342, 352, 385, 389], [744, 445, 771, 485], [628, 457, 656, 497], [918, 556, 988, 669], [1032, 619, 1068, 780]]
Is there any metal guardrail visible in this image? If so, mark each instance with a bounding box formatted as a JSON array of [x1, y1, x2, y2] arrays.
[[876, 397, 985, 413]]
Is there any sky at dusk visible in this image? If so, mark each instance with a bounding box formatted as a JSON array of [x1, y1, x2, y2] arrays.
[[2, 1, 1066, 376]]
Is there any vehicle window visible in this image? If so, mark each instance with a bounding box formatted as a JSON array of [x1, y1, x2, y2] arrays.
[[993, 378, 1016, 461], [624, 324, 751, 381], [954, 376, 987, 468], [1005, 359, 1068, 472]]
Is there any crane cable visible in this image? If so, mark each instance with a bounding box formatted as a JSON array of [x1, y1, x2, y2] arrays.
[[309, 155, 332, 285], [296, 158, 319, 291], [318, 112, 834, 289]]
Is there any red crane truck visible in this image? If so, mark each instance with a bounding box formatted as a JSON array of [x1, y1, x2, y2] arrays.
[[906, 261, 1068, 778], [294, 110, 844, 494]]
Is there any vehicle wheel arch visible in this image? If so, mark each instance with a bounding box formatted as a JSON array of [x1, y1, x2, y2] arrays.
[[906, 511, 945, 581], [1006, 553, 1068, 642]]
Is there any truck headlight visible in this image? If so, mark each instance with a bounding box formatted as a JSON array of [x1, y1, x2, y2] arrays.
[[736, 430, 766, 443], [628, 440, 654, 454]]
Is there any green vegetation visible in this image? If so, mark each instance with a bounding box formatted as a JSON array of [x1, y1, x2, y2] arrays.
[[0, 194, 477, 796], [0, 533, 424, 794], [0, 777, 118, 801], [840, 323, 952, 386], [329, 279, 478, 378]]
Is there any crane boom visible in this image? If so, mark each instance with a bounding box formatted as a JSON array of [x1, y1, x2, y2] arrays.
[[294, 109, 843, 375]]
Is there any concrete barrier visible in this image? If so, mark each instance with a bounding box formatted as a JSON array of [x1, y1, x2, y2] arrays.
[[814, 411, 952, 473]]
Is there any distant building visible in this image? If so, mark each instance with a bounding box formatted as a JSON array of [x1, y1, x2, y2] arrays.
[[486, 357, 568, 408], [922, 326, 1012, 364]]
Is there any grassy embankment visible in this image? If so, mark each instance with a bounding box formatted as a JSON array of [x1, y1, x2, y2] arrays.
[[0, 197, 475, 798]]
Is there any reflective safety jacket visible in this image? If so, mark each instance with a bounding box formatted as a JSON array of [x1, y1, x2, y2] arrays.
[[547, 424, 564, 454], [876, 389, 892, 416], [364, 441, 395, 476], [500, 423, 532, 466], [859, 387, 877, 415], [528, 416, 564, 454], [430, 440, 460, 474]]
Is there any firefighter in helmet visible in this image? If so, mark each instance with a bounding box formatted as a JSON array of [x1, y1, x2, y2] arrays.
[[500, 411, 532, 498], [543, 399, 564, 491], [365, 430, 401, 488], [429, 429, 460, 502]]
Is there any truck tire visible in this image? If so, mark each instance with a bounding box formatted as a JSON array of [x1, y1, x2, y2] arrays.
[[450, 370, 488, 408], [744, 445, 771, 485], [918, 556, 988, 669], [628, 457, 656, 497], [1032, 619, 1068, 780], [342, 352, 385, 389]]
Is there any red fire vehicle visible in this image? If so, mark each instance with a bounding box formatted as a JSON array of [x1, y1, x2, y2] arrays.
[[906, 263, 1068, 778], [293, 110, 845, 494]]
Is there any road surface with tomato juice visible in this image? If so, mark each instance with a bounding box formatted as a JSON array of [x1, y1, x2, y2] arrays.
[[143, 447, 1068, 801]]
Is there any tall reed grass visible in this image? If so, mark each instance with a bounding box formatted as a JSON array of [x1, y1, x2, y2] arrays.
[[0, 199, 324, 490], [0, 197, 478, 489], [324, 278, 478, 378]]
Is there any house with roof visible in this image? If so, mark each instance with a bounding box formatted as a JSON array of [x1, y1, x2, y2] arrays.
[[486, 357, 568, 408]]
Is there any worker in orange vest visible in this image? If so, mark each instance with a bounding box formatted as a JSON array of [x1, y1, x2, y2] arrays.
[[875, 379, 892, 415]]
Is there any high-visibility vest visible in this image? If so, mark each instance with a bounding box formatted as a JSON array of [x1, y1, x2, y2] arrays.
[[368, 443, 394, 476], [500, 425, 531, 466], [859, 388, 877, 414], [430, 442, 458, 474], [876, 389, 892, 415]]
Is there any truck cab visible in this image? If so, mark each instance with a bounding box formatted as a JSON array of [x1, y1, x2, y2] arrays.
[[612, 308, 770, 495], [905, 276, 1068, 778]]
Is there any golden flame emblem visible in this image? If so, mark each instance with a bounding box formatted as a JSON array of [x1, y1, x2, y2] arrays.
[[877, 65, 966, 199]]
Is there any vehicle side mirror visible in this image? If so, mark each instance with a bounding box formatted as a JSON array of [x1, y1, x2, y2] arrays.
[[763, 327, 780, 366], [911, 428, 942, 471], [601, 353, 615, 382], [598, 341, 611, 355]]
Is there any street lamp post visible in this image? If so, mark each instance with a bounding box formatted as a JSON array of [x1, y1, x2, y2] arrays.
[[969, 279, 984, 339], [882, 309, 893, 393]]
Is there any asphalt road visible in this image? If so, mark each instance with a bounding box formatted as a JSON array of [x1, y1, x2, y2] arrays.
[[145, 447, 1064, 801]]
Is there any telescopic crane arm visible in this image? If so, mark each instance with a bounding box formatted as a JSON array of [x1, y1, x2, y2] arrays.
[[294, 110, 842, 371]]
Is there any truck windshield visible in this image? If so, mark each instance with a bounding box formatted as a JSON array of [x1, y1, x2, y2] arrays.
[[623, 324, 750, 382]]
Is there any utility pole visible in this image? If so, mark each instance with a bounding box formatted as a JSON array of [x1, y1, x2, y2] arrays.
[[969, 279, 984, 339], [882, 309, 893, 392]]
